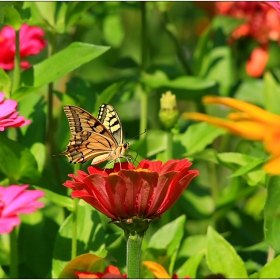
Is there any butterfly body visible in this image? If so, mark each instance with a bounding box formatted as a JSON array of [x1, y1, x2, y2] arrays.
[[62, 104, 129, 165]]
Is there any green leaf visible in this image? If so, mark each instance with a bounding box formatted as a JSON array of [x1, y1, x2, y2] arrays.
[[52, 204, 107, 278], [0, 134, 40, 184], [3, 6, 22, 30], [35, 2, 56, 27], [94, 81, 126, 115], [34, 186, 74, 211], [234, 78, 264, 107], [229, 158, 265, 178], [176, 250, 205, 278], [19, 42, 110, 94], [65, 2, 96, 27], [141, 70, 218, 101], [148, 215, 185, 256], [202, 45, 233, 96], [211, 16, 245, 36], [0, 68, 11, 95], [264, 176, 280, 252], [216, 152, 266, 186], [103, 14, 125, 48], [264, 71, 280, 115], [175, 122, 226, 154], [206, 226, 248, 278], [259, 254, 280, 278], [30, 142, 46, 173]]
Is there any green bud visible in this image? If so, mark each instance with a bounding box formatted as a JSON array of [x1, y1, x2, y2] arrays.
[[158, 91, 179, 130]]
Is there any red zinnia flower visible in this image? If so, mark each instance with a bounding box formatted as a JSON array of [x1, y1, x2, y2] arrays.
[[215, 2, 280, 44], [75, 265, 126, 279], [0, 92, 31, 131], [0, 23, 46, 70], [0, 185, 45, 234], [63, 159, 199, 221], [215, 2, 280, 77]]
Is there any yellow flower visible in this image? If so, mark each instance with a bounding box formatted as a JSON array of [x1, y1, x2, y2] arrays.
[[183, 95, 280, 175]]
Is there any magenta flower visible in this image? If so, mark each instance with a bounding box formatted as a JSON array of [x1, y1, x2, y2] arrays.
[[0, 23, 46, 70], [0, 185, 45, 234], [0, 92, 31, 131]]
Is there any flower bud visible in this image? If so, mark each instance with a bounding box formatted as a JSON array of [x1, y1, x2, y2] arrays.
[[158, 91, 179, 130]]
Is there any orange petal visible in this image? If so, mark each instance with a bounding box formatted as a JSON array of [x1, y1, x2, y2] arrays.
[[264, 129, 280, 156], [184, 112, 266, 141], [202, 96, 280, 126], [143, 261, 171, 278], [246, 46, 268, 78], [227, 112, 250, 121], [263, 156, 280, 175]]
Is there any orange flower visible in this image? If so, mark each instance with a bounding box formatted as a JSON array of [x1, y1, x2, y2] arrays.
[[245, 46, 269, 78], [143, 261, 190, 279], [75, 265, 126, 279], [183, 95, 280, 175]]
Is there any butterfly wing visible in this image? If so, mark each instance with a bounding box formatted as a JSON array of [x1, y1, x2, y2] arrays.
[[62, 105, 118, 164], [97, 104, 123, 145]]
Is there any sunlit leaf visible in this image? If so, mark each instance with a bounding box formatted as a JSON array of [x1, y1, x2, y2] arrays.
[[206, 226, 248, 278], [264, 176, 280, 252], [0, 69, 11, 95]]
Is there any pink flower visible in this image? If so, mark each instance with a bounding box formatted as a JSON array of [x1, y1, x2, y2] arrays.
[[0, 23, 46, 70], [0, 185, 45, 234], [0, 92, 31, 131]]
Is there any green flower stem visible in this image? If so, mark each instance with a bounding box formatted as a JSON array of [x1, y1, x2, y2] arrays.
[[208, 162, 219, 206], [126, 232, 142, 278], [166, 131, 173, 161], [140, 86, 148, 138], [9, 228, 18, 278], [71, 198, 79, 259], [46, 30, 62, 185], [71, 163, 80, 259], [140, 2, 148, 138], [12, 29, 20, 95]]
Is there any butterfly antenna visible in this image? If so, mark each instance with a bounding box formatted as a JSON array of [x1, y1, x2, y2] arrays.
[[128, 129, 147, 140]]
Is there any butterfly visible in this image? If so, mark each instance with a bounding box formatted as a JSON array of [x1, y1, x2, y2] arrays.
[[61, 104, 130, 165]]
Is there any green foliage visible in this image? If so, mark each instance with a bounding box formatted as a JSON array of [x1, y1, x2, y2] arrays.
[[0, 1, 279, 278]]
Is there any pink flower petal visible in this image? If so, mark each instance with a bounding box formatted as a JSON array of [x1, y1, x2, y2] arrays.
[[0, 216, 20, 234]]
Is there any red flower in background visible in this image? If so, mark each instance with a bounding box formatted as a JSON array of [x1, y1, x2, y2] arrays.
[[0, 185, 45, 234], [245, 46, 269, 78], [0, 23, 46, 70], [0, 92, 31, 131], [63, 159, 199, 221], [215, 2, 280, 44], [215, 2, 280, 77], [75, 265, 126, 279]]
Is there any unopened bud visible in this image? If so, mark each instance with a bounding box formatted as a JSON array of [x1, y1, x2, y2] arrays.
[[158, 91, 179, 130]]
